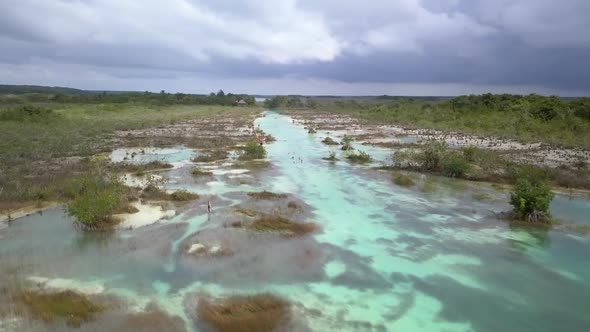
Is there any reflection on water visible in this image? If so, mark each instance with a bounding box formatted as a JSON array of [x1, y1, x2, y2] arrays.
[[1, 111, 590, 332]]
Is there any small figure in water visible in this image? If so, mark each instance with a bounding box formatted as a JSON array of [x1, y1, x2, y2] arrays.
[[207, 201, 212, 213]]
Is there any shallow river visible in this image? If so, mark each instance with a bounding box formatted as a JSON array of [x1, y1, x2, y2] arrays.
[[1, 111, 590, 332]]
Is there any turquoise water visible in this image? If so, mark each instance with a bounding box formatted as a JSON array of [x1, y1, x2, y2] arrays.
[[1, 111, 590, 331]]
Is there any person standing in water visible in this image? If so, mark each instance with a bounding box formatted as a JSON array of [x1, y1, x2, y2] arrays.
[[207, 201, 212, 213]]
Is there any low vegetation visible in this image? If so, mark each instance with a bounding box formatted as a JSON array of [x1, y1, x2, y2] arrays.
[[233, 215, 319, 237], [192, 150, 228, 163], [346, 150, 372, 163], [341, 135, 354, 151], [197, 294, 291, 332], [247, 191, 287, 200], [65, 171, 133, 230], [141, 184, 198, 202], [510, 174, 555, 223], [20, 290, 107, 327], [393, 174, 415, 187], [318, 94, 590, 149], [191, 168, 213, 177], [323, 152, 338, 161], [112, 160, 173, 174], [239, 140, 267, 160], [322, 137, 339, 145], [393, 141, 590, 190]]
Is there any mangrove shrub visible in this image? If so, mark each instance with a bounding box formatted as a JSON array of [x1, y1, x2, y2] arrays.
[[510, 178, 554, 223]]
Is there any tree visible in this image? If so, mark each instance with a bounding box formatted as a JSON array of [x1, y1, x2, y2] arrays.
[[510, 177, 554, 223], [216, 89, 225, 97]]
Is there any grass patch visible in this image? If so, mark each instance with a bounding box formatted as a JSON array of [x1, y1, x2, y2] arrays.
[[170, 190, 199, 202], [393, 174, 415, 187], [192, 150, 228, 163], [247, 191, 287, 200], [113, 160, 173, 174], [141, 185, 198, 202], [191, 168, 213, 177], [197, 294, 291, 332], [236, 215, 319, 237], [346, 150, 372, 163], [234, 207, 257, 217], [20, 290, 107, 327]]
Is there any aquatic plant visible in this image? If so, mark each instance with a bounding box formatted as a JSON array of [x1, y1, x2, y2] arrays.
[[510, 177, 554, 223], [192, 150, 228, 162], [247, 191, 287, 200], [191, 167, 213, 177], [393, 174, 415, 187], [197, 294, 291, 332], [170, 190, 199, 201], [341, 135, 354, 150], [239, 216, 319, 236], [66, 173, 130, 230], [234, 207, 257, 217], [112, 160, 173, 174], [323, 151, 338, 161], [20, 290, 107, 327], [322, 137, 339, 145], [346, 150, 372, 163], [239, 140, 267, 160]]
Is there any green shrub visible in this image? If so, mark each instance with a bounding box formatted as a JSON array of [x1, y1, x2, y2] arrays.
[[419, 140, 448, 171], [462, 145, 480, 162], [67, 174, 126, 228], [239, 140, 267, 160], [341, 135, 354, 151], [443, 153, 471, 178], [0, 105, 58, 122], [510, 178, 554, 223], [346, 150, 372, 163]]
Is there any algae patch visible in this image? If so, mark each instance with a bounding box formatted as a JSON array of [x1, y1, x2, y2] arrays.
[[197, 294, 291, 332]]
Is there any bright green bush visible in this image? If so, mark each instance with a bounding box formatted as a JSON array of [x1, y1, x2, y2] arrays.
[[67, 174, 126, 228], [239, 140, 267, 160], [510, 178, 554, 222], [443, 153, 471, 178]]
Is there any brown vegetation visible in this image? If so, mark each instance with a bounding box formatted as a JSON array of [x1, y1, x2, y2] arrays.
[[192, 150, 229, 163], [247, 191, 287, 200], [233, 215, 319, 237], [197, 294, 291, 332], [19, 290, 108, 327]]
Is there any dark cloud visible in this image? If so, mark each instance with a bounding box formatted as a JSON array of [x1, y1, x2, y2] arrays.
[[0, 0, 588, 94]]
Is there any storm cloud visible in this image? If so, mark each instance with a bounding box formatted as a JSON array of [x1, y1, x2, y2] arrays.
[[1, 0, 589, 95]]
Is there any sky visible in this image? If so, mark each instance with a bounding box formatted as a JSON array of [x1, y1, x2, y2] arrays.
[[1, 0, 589, 96]]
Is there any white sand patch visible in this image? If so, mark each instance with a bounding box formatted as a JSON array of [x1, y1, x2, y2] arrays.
[[187, 243, 206, 254], [208, 246, 221, 255], [115, 202, 175, 229], [27, 276, 105, 295]]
